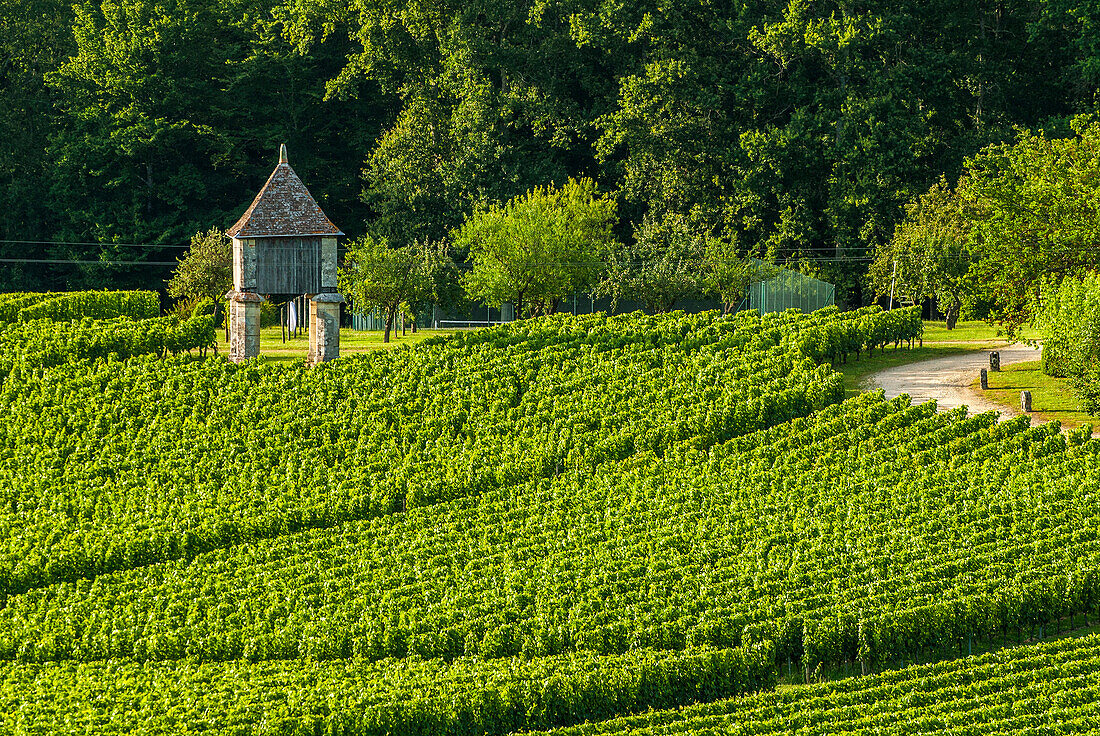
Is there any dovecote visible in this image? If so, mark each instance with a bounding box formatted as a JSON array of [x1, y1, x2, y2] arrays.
[[225, 145, 344, 364]]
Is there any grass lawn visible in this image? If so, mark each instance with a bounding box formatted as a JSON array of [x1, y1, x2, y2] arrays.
[[215, 326, 451, 363], [922, 319, 1040, 344], [972, 360, 1099, 431]]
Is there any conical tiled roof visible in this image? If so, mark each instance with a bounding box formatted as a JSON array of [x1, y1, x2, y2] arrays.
[[227, 146, 343, 238]]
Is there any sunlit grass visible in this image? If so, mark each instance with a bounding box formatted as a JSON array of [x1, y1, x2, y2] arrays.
[[215, 327, 454, 363], [974, 360, 1099, 431], [922, 320, 1040, 344]]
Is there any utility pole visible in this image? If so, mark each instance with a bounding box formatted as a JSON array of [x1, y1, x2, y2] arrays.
[[888, 260, 897, 310]]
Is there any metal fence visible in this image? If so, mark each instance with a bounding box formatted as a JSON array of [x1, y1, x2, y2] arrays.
[[348, 266, 834, 330], [748, 267, 835, 315]]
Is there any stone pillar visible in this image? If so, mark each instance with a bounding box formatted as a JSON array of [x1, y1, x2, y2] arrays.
[[226, 290, 263, 363], [308, 292, 344, 365], [1021, 390, 1032, 413], [232, 237, 257, 291], [980, 368, 988, 390], [320, 236, 338, 293], [989, 351, 1000, 372]]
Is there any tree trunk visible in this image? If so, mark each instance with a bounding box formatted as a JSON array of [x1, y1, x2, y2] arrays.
[[945, 293, 962, 330], [384, 309, 394, 343], [146, 162, 154, 215]]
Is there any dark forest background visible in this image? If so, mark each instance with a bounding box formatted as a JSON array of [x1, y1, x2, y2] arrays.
[[3, 0, 1099, 305]]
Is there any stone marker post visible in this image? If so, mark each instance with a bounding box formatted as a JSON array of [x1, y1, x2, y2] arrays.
[[980, 368, 988, 390], [1021, 390, 1032, 412], [990, 351, 1000, 372]]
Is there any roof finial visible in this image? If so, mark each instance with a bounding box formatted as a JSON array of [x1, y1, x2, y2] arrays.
[[279, 143, 288, 164]]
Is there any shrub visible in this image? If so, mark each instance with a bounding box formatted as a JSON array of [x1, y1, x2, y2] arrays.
[[1036, 274, 1100, 409]]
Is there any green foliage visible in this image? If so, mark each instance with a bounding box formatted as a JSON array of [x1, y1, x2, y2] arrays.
[[0, 292, 60, 322], [599, 212, 705, 314], [0, 644, 774, 735], [1036, 273, 1100, 412], [789, 306, 922, 365], [3, 0, 1099, 299], [13, 0, 383, 288], [190, 297, 217, 318], [541, 634, 1100, 735], [0, 315, 216, 369], [703, 241, 779, 316], [457, 179, 617, 317], [0, 306, 1094, 731], [0, 0, 72, 289], [259, 299, 280, 328], [339, 235, 451, 341], [957, 116, 1100, 331], [870, 179, 974, 328], [167, 229, 233, 304], [0, 309, 848, 599]]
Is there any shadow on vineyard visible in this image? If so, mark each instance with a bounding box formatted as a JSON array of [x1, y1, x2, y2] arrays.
[[780, 615, 1100, 687]]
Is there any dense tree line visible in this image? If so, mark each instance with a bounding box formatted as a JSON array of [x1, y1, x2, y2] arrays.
[[3, 0, 1099, 303]]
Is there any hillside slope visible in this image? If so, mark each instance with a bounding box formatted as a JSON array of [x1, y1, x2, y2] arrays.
[[6, 304, 1098, 734]]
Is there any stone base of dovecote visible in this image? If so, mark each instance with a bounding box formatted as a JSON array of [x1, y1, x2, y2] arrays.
[[307, 292, 344, 366], [226, 290, 263, 363]]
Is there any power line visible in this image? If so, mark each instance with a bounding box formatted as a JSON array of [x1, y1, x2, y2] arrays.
[[0, 239, 190, 249], [0, 258, 177, 266], [0, 239, 353, 254]]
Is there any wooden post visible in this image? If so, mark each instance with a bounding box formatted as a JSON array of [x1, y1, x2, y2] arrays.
[[1021, 390, 1032, 412], [989, 351, 1000, 372], [980, 368, 988, 390]]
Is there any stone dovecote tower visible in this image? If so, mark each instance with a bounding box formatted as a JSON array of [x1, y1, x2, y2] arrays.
[[225, 144, 345, 365]]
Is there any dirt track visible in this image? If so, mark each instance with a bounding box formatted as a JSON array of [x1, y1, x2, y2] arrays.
[[863, 344, 1041, 419]]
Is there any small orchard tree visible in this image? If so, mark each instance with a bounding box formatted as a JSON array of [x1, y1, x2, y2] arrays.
[[340, 235, 436, 343], [870, 179, 973, 329], [167, 228, 233, 308], [456, 178, 617, 318], [956, 116, 1100, 333], [702, 235, 778, 315], [400, 240, 462, 334], [599, 211, 706, 314]]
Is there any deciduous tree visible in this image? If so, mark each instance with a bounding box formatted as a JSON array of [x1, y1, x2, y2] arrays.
[[702, 236, 778, 316], [870, 179, 973, 329], [340, 235, 449, 342], [457, 178, 617, 318], [957, 116, 1100, 332], [167, 229, 233, 305], [599, 212, 705, 314]]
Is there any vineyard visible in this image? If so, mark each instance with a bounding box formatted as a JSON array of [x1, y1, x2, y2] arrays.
[[0, 295, 1096, 734], [534, 633, 1100, 735]]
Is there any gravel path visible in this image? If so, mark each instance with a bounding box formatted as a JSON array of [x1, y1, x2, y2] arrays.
[[864, 344, 1041, 419]]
